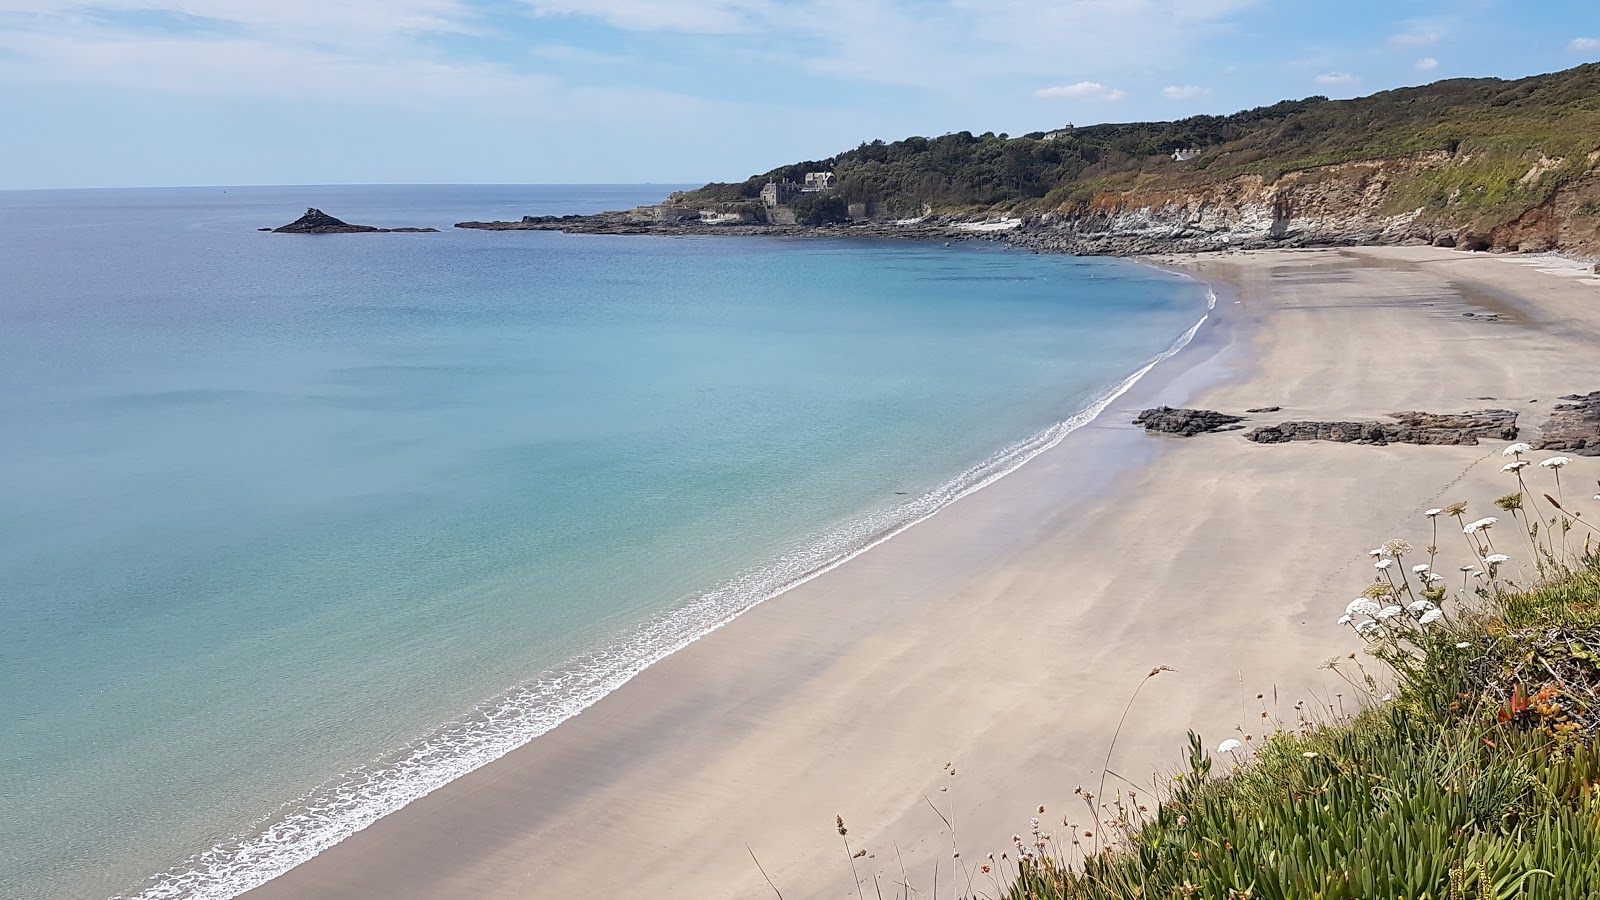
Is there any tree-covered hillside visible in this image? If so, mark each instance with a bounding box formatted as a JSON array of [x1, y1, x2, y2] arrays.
[[678, 64, 1600, 221]]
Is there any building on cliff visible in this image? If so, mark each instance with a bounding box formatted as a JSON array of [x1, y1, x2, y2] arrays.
[[1043, 124, 1075, 140], [1171, 148, 1202, 162]]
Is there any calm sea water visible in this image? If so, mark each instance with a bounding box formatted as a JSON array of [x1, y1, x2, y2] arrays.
[[0, 185, 1209, 899]]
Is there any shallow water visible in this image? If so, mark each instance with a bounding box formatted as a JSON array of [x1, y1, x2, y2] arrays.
[[0, 185, 1208, 899]]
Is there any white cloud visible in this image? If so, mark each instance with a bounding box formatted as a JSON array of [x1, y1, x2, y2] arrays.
[[1414, 57, 1439, 72], [1315, 72, 1357, 86], [1571, 37, 1600, 52], [1388, 30, 1440, 46], [1035, 81, 1126, 101], [1162, 84, 1212, 99]]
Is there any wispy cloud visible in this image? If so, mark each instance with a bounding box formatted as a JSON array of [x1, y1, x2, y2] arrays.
[[1315, 72, 1357, 86], [1571, 37, 1600, 52], [1162, 84, 1212, 99], [1388, 30, 1440, 47], [524, 0, 760, 34], [1035, 81, 1125, 101], [1414, 57, 1439, 72]]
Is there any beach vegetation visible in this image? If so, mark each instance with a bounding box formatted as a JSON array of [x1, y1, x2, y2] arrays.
[[982, 457, 1600, 899]]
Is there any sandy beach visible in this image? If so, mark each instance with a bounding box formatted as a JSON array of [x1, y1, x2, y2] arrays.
[[244, 246, 1600, 900]]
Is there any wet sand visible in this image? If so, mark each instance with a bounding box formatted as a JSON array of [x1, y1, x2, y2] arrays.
[[245, 246, 1600, 900]]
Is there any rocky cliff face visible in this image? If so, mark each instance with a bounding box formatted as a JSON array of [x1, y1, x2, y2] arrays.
[[1008, 151, 1600, 259]]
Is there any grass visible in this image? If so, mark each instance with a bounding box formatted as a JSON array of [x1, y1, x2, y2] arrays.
[[986, 457, 1600, 899]]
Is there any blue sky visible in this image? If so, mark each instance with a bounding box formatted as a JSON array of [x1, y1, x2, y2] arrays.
[[1, 0, 1596, 189]]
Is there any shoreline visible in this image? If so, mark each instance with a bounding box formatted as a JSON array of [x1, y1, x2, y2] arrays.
[[244, 245, 1595, 900], [122, 256, 1226, 900]]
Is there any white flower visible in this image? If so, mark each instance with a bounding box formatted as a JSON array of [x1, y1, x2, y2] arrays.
[[1425, 572, 1445, 583], [1455, 641, 1471, 649], [1407, 600, 1436, 614], [1380, 693, 1394, 702], [1346, 599, 1382, 617], [1412, 564, 1431, 573], [1368, 548, 1385, 558], [1375, 559, 1394, 570], [1503, 442, 1531, 456], [1337, 614, 1354, 626], [1217, 739, 1242, 754], [1377, 605, 1403, 620], [1459, 565, 1476, 573], [1419, 608, 1444, 625], [1356, 620, 1381, 635], [1540, 456, 1571, 469], [1501, 461, 1530, 473], [1483, 553, 1510, 565], [1463, 517, 1497, 534], [1424, 508, 1443, 518]]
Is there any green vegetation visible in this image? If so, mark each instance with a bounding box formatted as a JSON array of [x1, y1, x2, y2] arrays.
[[1000, 454, 1600, 899], [681, 64, 1600, 228]]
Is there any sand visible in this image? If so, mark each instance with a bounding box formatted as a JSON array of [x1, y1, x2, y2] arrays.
[[244, 246, 1600, 900]]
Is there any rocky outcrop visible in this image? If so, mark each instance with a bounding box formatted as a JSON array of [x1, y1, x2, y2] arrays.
[[272, 208, 438, 234], [1133, 407, 1245, 436], [1533, 392, 1600, 456], [1245, 410, 1519, 446], [1004, 152, 1600, 258]]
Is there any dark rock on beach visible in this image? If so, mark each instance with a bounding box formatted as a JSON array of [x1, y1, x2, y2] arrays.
[[1245, 409, 1518, 446], [1532, 391, 1600, 456], [1133, 407, 1245, 436], [271, 208, 438, 234], [1245, 406, 1282, 413]]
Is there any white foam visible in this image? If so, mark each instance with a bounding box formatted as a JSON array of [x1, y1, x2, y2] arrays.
[[115, 304, 1211, 900]]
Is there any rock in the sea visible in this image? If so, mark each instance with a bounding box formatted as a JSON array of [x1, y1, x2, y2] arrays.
[[271, 208, 438, 234], [1245, 409, 1518, 446], [1532, 391, 1600, 456], [1133, 406, 1245, 437]]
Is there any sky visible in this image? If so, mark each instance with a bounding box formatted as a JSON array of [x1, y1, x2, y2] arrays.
[[1, 0, 1596, 189]]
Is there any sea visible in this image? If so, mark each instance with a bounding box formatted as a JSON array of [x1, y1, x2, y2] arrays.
[[0, 185, 1212, 899]]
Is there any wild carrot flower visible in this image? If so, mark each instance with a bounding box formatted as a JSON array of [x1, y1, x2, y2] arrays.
[[1412, 564, 1430, 573], [1356, 620, 1381, 636], [1217, 739, 1242, 754], [1463, 517, 1497, 534], [1504, 442, 1531, 456], [1406, 600, 1436, 614], [1419, 608, 1444, 625], [1368, 548, 1384, 558], [1382, 539, 1413, 556], [1424, 508, 1443, 518], [1337, 614, 1354, 626], [1502, 461, 1530, 473], [1483, 553, 1510, 565], [1443, 501, 1468, 517], [1425, 572, 1445, 583], [1376, 605, 1403, 620], [1540, 456, 1571, 469], [1375, 559, 1393, 570], [1346, 598, 1381, 616]]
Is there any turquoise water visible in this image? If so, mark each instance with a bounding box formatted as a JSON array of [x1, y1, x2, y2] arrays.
[[0, 186, 1209, 899]]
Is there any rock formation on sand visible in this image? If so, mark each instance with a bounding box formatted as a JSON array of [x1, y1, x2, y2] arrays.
[[1533, 391, 1600, 456], [1245, 410, 1519, 446], [270, 209, 438, 234], [1133, 407, 1246, 436]]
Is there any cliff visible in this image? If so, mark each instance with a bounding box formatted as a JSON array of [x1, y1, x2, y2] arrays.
[[1007, 151, 1600, 257]]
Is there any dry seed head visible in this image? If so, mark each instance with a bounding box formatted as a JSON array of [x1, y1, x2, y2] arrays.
[[1443, 501, 1468, 517], [835, 815, 847, 836]]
